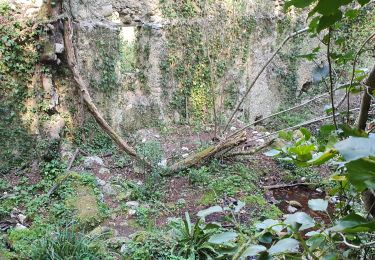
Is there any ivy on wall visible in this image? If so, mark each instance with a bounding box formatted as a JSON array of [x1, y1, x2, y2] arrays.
[[0, 4, 41, 173]]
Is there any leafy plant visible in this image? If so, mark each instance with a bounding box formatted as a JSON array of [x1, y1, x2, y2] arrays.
[[30, 227, 110, 260], [169, 212, 238, 258]]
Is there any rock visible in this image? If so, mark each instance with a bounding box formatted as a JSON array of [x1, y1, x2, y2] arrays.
[[55, 43, 64, 54], [15, 223, 27, 230], [182, 153, 189, 158], [127, 209, 136, 216], [89, 226, 115, 238], [102, 183, 116, 196], [120, 244, 129, 254], [181, 147, 189, 151], [300, 177, 307, 182], [125, 201, 139, 209], [96, 178, 106, 186], [252, 131, 259, 135], [287, 205, 298, 213], [230, 126, 237, 131], [99, 167, 110, 175], [316, 188, 323, 193], [157, 159, 167, 167], [84, 156, 104, 169], [17, 214, 27, 224], [256, 138, 265, 144], [116, 191, 131, 201]]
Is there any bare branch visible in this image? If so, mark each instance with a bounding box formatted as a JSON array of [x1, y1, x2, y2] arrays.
[[222, 27, 309, 133]]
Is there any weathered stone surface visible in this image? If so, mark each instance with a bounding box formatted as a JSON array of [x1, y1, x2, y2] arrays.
[[84, 156, 104, 169]]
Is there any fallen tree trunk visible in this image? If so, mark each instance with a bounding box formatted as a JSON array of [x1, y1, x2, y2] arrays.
[[63, 19, 151, 169], [167, 131, 247, 174]]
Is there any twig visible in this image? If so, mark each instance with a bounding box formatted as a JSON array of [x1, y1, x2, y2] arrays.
[[263, 182, 316, 190], [47, 148, 80, 197], [222, 27, 308, 133], [224, 139, 275, 158], [327, 28, 338, 130], [245, 105, 374, 143], [348, 32, 375, 123]]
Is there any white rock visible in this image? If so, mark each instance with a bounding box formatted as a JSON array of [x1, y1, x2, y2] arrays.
[[182, 153, 189, 158], [125, 201, 140, 208], [136, 180, 143, 186], [287, 205, 298, 213], [17, 214, 27, 224], [127, 209, 136, 216], [300, 177, 307, 182], [96, 178, 106, 186], [157, 159, 167, 167], [316, 188, 323, 193], [230, 126, 237, 131], [181, 147, 189, 151], [99, 167, 110, 175], [15, 223, 27, 230], [84, 156, 104, 169], [120, 244, 129, 254], [256, 139, 265, 143], [55, 43, 64, 54], [252, 131, 259, 134]]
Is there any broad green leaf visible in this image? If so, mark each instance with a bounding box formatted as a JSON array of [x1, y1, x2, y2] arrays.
[[289, 144, 315, 161], [329, 213, 375, 233], [357, 0, 370, 5], [335, 137, 375, 162], [241, 245, 267, 257], [308, 199, 328, 211], [346, 158, 375, 191], [340, 125, 368, 138], [258, 232, 273, 244], [256, 219, 283, 233], [208, 231, 237, 244], [317, 12, 343, 32], [314, 0, 352, 15], [268, 238, 300, 255], [307, 234, 325, 251], [284, 212, 315, 230], [197, 206, 223, 218]]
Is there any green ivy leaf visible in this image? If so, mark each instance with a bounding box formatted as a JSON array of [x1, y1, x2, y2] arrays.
[[308, 199, 328, 211], [329, 213, 375, 233], [268, 238, 300, 255], [314, 0, 352, 15]]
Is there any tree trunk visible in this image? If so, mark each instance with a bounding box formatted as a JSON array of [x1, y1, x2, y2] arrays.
[[357, 64, 375, 130], [167, 131, 247, 174], [63, 19, 151, 169], [357, 63, 375, 218]]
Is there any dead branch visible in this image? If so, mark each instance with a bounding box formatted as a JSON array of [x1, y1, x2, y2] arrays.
[[166, 131, 247, 175], [263, 182, 316, 190], [222, 27, 308, 133], [224, 139, 275, 158], [63, 19, 151, 169], [47, 148, 80, 197]]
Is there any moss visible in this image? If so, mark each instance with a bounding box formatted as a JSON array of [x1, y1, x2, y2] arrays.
[[199, 190, 217, 206], [65, 185, 102, 228], [241, 195, 283, 220]]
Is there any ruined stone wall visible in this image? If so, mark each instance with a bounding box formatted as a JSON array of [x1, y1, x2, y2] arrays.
[[65, 0, 323, 132]]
